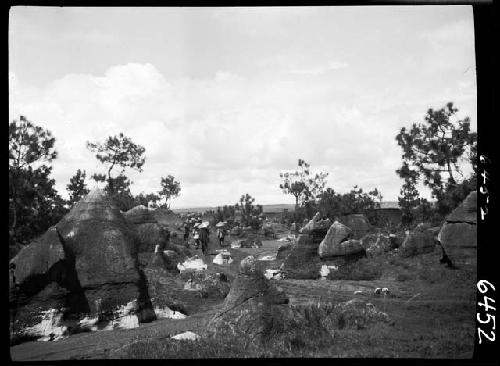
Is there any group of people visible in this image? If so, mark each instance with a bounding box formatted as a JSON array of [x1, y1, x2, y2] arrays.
[[183, 220, 227, 255]]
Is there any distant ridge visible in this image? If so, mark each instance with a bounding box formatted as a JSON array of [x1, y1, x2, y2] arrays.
[[172, 204, 296, 214], [172, 202, 401, 214]]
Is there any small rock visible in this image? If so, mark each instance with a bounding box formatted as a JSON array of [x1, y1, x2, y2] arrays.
[[171, 331, 199, 341]]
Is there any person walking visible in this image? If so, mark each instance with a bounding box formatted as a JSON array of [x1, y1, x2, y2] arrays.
[[217, 226, 226, 247], [193, 223, 200, 249], [198, 222, 210, 256]]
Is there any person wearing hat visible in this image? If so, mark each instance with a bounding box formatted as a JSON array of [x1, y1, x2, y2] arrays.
[[193, 223, 200, 249], [198, 222, 210, 256], [216, 223, 226, 247], [183, 222, 190, 246]]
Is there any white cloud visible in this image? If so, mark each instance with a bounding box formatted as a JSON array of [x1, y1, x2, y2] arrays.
[[10, 63, 400, 206], [289, 61, 349, 76]]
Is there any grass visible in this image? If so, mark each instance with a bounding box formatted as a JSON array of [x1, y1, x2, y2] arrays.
[[12, 233, 477, 359], [119, 298, 407, 359]]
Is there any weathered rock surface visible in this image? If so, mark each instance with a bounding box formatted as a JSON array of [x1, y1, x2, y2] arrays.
[[123, 205, 156, 224], [56, 190, 140, 288], [318, 221, 364, 258], [399, 229, 437, 258], [124, 205, 171, 253], [207, 256, 288, 342], [338, 214, 371, 239], [10, 189, 157, 341], [438, 191, 477, 267], [299, 212, 332, 234], [10, 226, 66, 293], [135, 222, 170, 253], [446, 191, 477, 224], [281, 226, 329, 279]]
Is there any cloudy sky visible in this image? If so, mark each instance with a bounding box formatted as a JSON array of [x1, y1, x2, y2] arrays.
[[9, 6, 477, 208]]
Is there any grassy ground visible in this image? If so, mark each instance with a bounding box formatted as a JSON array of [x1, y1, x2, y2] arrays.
[[10, 228, 477, 360]]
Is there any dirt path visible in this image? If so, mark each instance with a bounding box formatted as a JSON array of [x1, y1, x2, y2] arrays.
[[10, 305, 221, 361]]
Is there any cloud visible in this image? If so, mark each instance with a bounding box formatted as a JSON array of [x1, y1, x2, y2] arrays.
[[10, 57, 476, 207], [289, 61, 349, 76]]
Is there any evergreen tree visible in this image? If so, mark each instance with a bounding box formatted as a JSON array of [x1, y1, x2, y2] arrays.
[[66, 169, 90, 206]]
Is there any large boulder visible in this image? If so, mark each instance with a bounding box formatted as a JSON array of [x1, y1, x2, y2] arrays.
[[56, 190, 140, 292], [318, 221, 364, 258], [299, 212, 332, 234], [438, 191, 477, 267], [10, 226, 90, 330], [10, 226, 66, 294], [124, 206, 170, 253], [338, 214, 371, 239], [446, 191, 477, 224], [10, 190, 157, 341], [56, 189, 155, 321], [399, 228, 437, 258], [281, 226, 328, 279], [207, 256, 288, 342], [135, 222, 170, 253]]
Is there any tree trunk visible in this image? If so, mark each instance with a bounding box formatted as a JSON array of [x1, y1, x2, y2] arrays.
[[107, 168, 114, 194], [446, 160, 455, 184]]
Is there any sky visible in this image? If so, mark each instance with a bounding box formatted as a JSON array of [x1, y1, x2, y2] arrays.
[[9, 6, 477, 209]]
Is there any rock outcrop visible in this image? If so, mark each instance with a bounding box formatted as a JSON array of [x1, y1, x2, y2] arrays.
[[438, 191, 477, 267], [399, 227, 437, 258], [299, 212, 332, 234], [338, 214, 371, 239], [10, 189, 156, 340], [10, 226, 66, 295], [124, 205, 170, 253], [318, 221, 364, 258], [123, 205, 156, 224], [207, 256, 289, 342], [55, 190, 149, 315]]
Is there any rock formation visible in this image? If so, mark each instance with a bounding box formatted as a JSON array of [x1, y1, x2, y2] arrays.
[[10, 189, 156, 339], [338, 214, 371, 239], [299, 212, 332, 234], [124, 205, 170, 253], [399, 227, 437, 258], [438, 191, 477, 267], [207, 256, 289, 342], [318, 221, 364, 258]]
